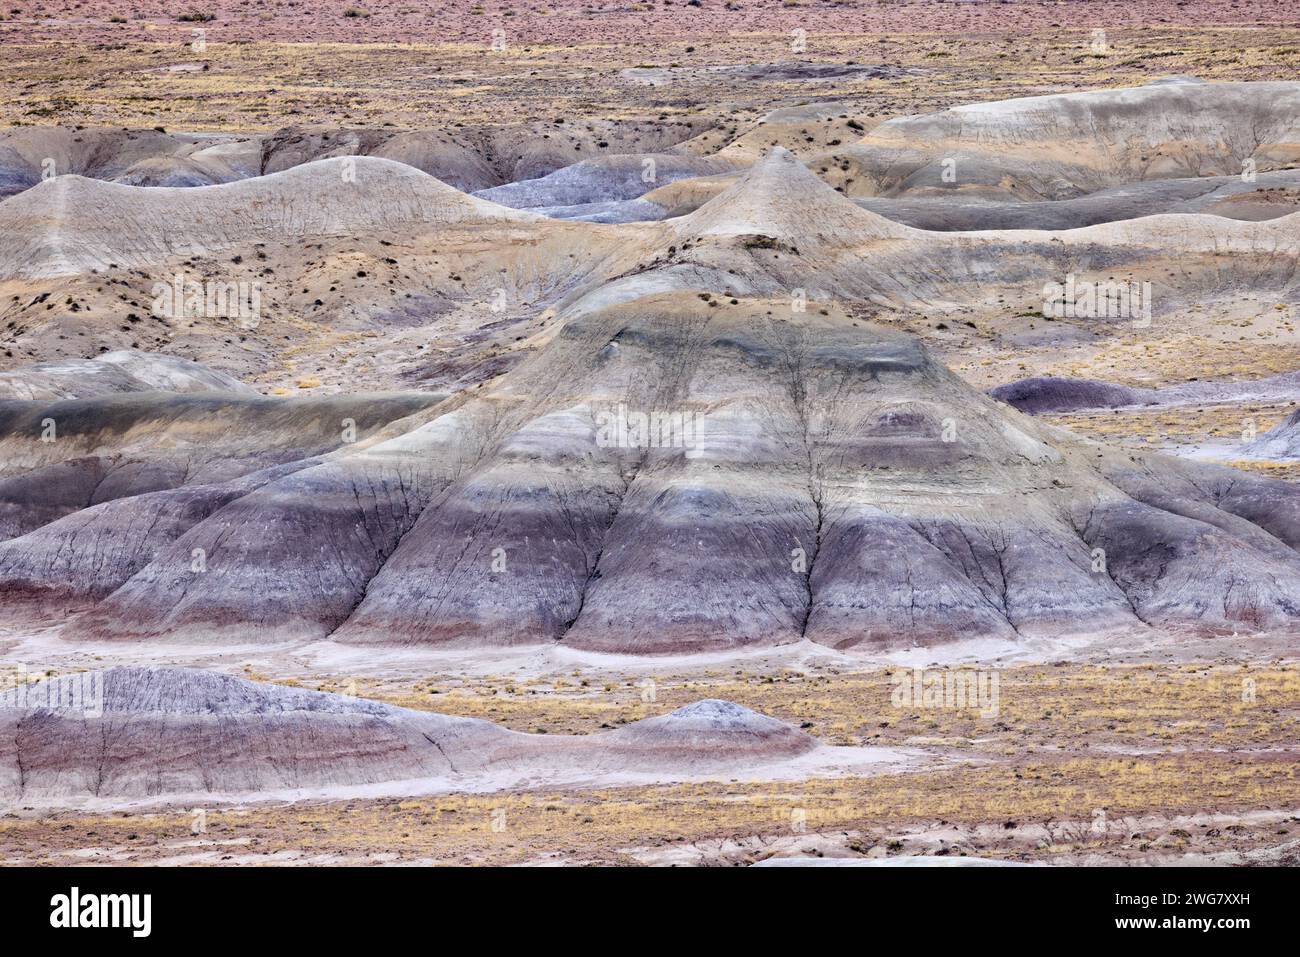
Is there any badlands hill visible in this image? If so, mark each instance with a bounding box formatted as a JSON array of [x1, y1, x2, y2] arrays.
[[0, 668, 813, 804], [0, 84, 1296, 351], [8, 80, 1300, 235], [537, 167, 1300, 228], [622, 78, 1300, 226], [6, 282, 1300, 650], [0, 157, 536, 280], [0, 127, 261, 198], [0, 666, 513, 802], [0, 118, 716, 199], [5, 129, 1299, 384], [0, 155, 631, 387], [258, 118, 717, 190], [0, 84, 1298, 652], [835, 78, 1300, 201], [670, 147, 915, 245]]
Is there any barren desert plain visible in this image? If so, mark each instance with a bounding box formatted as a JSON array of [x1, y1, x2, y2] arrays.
[[1, 0, 1300, 870]]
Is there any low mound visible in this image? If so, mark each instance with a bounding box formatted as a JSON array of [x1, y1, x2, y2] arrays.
[[992, 371, 1300, 417], [989, 377, 1152, 414], [0, 667, 515, 802], [0, 352, 255, 401], [11, 665, 395, 717], [609, 700, 814, 758]]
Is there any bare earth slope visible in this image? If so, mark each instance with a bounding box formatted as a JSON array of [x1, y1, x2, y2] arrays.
[[0, 667, 814, 805]]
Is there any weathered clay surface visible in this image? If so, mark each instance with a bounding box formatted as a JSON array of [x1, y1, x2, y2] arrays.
[[0, 668, 812, 804], [0, 391, 443, 542], [837, 79, 1300, 200], [0, 351, 256, 401]]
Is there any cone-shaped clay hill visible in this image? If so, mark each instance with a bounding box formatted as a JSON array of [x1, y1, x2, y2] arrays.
[[673, 147, 916, 245], [5, 287, 1295, 652]]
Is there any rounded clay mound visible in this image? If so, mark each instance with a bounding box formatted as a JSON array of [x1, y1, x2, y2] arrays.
[[610, 699, 815, 757]]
